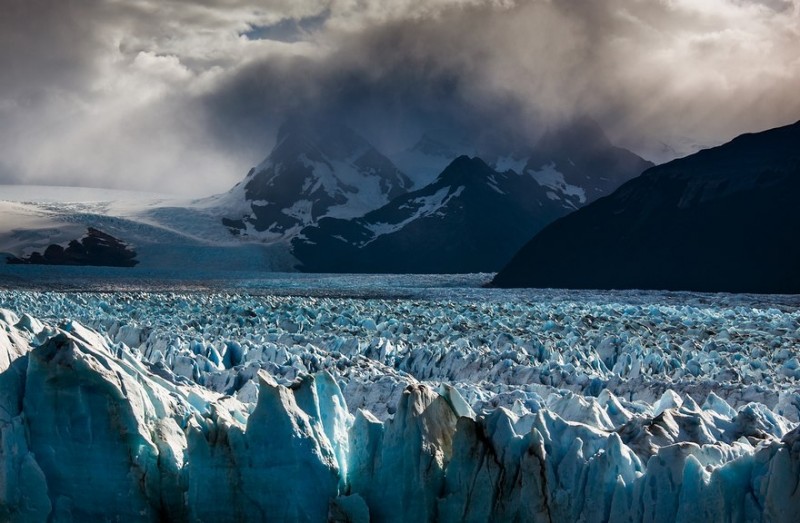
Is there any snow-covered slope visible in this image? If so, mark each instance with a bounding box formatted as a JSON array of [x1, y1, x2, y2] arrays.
[[0, 186, 296, 273], [293, 156, 569, 273], [0, 185, 168, 203], [1, 289, 799, 521], [210, 119, 412, 242]]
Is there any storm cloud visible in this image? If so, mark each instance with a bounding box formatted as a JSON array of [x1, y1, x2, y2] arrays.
[[1, 0, 799, 195]]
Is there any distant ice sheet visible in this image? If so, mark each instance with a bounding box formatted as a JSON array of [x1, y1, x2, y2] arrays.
[[0, 184, 171, 203]]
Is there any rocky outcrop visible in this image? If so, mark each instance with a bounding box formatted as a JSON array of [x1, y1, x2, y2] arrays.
[[6, 228, 138, 267]]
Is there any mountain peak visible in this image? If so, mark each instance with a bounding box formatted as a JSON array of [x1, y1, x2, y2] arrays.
[[273, 117, 370, 162], [446, 155, 481, 169], [437, 156, 496, 186], [217, 117, 412, 241]]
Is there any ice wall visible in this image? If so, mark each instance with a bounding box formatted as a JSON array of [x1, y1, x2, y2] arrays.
[[1, 308, 800, 522]]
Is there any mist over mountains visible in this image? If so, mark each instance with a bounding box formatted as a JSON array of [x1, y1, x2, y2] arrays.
[[217, 115, 652, 273]]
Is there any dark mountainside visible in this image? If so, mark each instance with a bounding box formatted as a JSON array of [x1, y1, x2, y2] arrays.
[[293, 156, 569, 273], [493, 121, 800, 293], [7, 228, 139, 267]]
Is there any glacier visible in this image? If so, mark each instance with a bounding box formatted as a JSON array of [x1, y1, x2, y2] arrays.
[[1, 288, 799, 521]]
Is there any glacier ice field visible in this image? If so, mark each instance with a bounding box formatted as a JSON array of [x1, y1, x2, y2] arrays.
[[1, 277, 800, 522]]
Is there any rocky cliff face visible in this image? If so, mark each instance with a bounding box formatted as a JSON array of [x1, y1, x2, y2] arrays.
[[213, 119, 412, 242]]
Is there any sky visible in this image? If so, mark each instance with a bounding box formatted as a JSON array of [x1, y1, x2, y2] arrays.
[[1, 0, 799, 196]]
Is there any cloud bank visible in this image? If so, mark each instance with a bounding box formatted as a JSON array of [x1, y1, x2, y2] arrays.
[[1, 0, 798, 195]]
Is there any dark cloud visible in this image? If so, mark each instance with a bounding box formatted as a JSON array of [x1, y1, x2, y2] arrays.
[[199, 4, 564, 157], [202, 0, 800, 160], [0, 0, 106, 103], [0, 0, 799, 193]]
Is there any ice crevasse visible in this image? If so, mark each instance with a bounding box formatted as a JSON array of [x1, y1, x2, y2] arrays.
[[1, 310, 800, 522]]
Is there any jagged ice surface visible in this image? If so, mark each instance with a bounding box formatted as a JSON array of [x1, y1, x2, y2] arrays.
[[1, 289, 799, 522]]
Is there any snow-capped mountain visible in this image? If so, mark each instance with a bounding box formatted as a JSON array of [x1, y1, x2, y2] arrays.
[[214, 119, 412, 241], [292, 122, 652, 274], [0, 118, 650, 274], [393, 118, 653, 210], [515, 117, 654, 208], [293, 156, 569, 273], [494, 120, 800, 293]]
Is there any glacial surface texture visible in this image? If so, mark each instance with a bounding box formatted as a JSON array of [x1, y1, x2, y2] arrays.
[[1, 285, 799, 522]]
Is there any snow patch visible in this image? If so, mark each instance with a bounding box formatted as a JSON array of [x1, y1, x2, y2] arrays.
[[530, 162, 587, 205], [494, 155, 528, 174], [368, 186, 465, 240]]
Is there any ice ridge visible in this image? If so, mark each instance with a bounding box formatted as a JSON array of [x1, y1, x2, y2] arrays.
[[1, 297, 800, 521]]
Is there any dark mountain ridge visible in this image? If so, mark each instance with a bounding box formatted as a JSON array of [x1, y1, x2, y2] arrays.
[[293, 156, 569, 273], [493, 120, 800, 293]]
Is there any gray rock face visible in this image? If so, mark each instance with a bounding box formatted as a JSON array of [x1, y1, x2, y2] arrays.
[[6, 228, 138, 267]]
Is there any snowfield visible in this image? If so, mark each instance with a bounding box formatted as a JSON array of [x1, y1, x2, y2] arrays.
[[0, 185, 298, 272], [1, 284, 799, 521]]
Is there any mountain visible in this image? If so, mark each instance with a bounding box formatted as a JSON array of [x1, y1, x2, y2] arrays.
[[393, 118, 653, 210], [0, 116, 421, 274], [519, 118, 655, 208], [292, 121, 652, 274], [291, 120, 652, 274], [292, 156, 569, 273], [216, 119, 412, 241], [0, 119, 650, 276], [493, 121, 800, 293]]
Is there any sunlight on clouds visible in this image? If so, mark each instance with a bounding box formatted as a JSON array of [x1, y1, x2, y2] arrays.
[[0, 0, 798, 192]]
